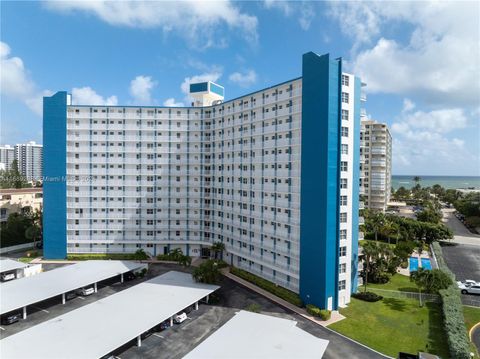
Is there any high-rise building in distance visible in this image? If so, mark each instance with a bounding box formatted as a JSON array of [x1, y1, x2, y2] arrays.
[[43, 52, 364, 310], [360, 120, 392, 212], [0, 145, 15, 171], [14, 141, 43, 182]]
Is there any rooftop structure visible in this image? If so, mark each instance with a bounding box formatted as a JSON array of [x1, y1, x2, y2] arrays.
[[0, 260, 144, 316], [184, 310, 329, 358]]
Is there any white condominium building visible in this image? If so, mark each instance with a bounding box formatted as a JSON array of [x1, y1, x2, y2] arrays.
[[43, 52, 364, 310], [360, 120, 392, 212], [14, 141, 43, 182], [0, 145, 15, 171]]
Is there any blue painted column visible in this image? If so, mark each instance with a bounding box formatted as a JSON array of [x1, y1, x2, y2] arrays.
[[43, 91, 68, 259], [299, 52, 341, 310]]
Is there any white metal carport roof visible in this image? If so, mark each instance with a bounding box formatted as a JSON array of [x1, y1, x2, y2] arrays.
[[0, 259, 27, 274], [1, 271, 219, 359], [184, 310, 329, 359], [0, 260, 144, 315]]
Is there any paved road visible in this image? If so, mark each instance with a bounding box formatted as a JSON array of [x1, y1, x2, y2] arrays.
[[442, 209, 480, 246], [440, 209, 480, 307]]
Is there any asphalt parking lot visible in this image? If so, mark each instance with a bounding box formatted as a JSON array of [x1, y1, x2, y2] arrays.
[[116, 267, 386, 359], [440, 242, 480, 307], [1, 262, 387, 358]]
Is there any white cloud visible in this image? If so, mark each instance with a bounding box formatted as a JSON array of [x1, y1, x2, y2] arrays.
[[0, 41, 50, 116], [264, 1, 315, 30], [44, 1, 258, 49], [129, 75, 156, 105], [402, 98, 415, 113], [392, 108, 467, 134], [329, 1, 480, 107], [229, 70, 257, 88], [163, 98, 184, 107], [390, 107, 478, 175], [71, 87, 118, 106]]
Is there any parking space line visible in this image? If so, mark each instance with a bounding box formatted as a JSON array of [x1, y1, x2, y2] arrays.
[[77, 296, 85, 300], [153, 333, 164, 339], [0, 326, 5, 331], [32, 306, 49, 314]]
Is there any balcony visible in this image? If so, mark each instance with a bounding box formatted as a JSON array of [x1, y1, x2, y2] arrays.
[[359, 216, 365, 225]]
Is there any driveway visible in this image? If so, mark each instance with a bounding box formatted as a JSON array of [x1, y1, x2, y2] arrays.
[[442, 209, 480, 246], [440, 243, 480, 307]]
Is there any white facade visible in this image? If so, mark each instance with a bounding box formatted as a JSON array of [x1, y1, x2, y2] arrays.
[[52, 63, 362, 308], [13, 141, 43, 181], [360, 120, 392, 212], [0, 145, 15, 171]]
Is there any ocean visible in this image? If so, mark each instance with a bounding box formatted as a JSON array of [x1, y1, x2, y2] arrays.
[[392, 175, 480, 190]]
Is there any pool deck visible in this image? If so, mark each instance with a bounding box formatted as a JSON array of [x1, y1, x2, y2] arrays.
[[399, 251, 432, 276]]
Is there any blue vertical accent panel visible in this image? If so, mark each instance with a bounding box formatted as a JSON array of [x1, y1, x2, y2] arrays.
[[300, 52, 341, 310], [43, 91, 68, 259], [351, 77, 361, 293]]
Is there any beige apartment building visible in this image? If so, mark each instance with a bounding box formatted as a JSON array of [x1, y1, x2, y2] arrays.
[[0, 188, 43, 222]]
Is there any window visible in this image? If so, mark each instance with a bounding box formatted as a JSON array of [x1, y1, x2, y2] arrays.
[[339, 246, 347, 257], [341, 109, 349, 121], [340, 178, 348, 189], [341, 127, 349, 137], [340, 212, 347, 223], [340, 229, 347, 240], [341, 92, 349, 104], [340, 161, 348, 172], [339, 263, 347, 274], [341, 144, 348, 155], [340, 195, 347, 206], [339, 280, 346, 290], [341, 74, 349, 87]]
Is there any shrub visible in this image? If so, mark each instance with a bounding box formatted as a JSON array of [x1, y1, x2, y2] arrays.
[[193, 259, 221, 284], [230, 267, 303, 307], [352, 291, 383, 302], [156, 249, 191, 267], [133, 249, 149, 260], [245, 303, 262, 313], [306, 304, 331, 320]]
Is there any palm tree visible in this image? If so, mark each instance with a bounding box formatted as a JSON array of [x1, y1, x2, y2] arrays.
[[365, 210, 384, 242], [413, 176, 421, 186], [210, 242, 225, 260], [381, 220, 398, 245], [361, 241, 380, 293]]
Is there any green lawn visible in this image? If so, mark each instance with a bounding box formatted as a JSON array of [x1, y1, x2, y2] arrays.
[[364, 273, 420, 293], [464, 306, 480, 331], [328, 297, 449, 358]]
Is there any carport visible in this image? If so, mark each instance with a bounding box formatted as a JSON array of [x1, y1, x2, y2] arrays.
[[0, 259, 28, 281], [184, 310, 329, 358], [0, 271, 219, 359], [0, 260, 146, 319]]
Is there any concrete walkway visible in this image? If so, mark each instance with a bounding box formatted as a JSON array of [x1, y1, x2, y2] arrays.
[[222, 270, 345, 327]]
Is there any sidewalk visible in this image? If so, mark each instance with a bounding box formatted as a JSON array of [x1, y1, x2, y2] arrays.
[[222, 269, 345, 327]]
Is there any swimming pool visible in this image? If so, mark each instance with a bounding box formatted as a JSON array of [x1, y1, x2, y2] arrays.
[[421, 258, 432, 270], [409, 257, 419, 272]]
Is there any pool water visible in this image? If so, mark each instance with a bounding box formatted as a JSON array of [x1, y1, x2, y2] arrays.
[[421, 258, 432, 270], [409, 257, 419, 271]]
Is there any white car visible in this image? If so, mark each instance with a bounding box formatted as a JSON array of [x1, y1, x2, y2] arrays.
[[457, 279, 479, 287], [76, 287, 95, 296], [174, 312, 187, 324], [458, 283, 480, 295]]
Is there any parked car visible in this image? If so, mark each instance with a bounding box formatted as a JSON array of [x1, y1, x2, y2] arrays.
[[1, 273, 16, 282], [65, 291, 77, 300], [76, 287, 95, 296], [174, 312, 187, 324], [1, 313, 21, 325], [124, 272, 136, 281], [159, 320, 170, 331], [458, 283, 480, 295], [457, 279, 479, 287]]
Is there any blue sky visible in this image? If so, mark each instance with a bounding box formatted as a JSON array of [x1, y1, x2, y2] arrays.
[[1, 1, 479, 176]]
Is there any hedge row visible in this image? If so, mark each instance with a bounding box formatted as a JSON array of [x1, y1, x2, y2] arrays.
[[230, 267, 303, 307], [67, 250, 148, 261], [306, 304, 331, 320], [351, 291, 383, 302], [432, 243, 471, 359]]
